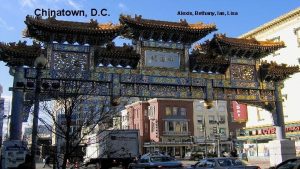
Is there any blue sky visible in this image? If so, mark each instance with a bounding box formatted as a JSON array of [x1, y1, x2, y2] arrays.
[[0, 0, 299, 96]]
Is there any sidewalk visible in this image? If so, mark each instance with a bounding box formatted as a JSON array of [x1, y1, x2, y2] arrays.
[[35, 161, 98, 169], [36, 162, 50, 169]]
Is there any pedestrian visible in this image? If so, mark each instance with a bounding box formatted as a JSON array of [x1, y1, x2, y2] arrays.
[[43, 155, 51, 168], [67, 159, 70, 168], [230, 149, 238, 157]]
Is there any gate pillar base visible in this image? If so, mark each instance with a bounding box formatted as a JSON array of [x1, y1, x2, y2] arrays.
[[269, 139, 296, 167]]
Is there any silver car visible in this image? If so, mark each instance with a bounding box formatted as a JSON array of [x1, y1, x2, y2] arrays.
[[129, 153, 183, 169], [188, 157, 260, 169]]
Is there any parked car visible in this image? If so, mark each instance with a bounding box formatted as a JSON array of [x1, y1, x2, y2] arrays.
[[128, 152, 183, 169], [185, 151, 205, 160], [269, 157, 300, 169], [187, 157, 260, 169]]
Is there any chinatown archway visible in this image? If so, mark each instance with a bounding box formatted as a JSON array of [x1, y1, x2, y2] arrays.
[[0, 15, 299, 164]]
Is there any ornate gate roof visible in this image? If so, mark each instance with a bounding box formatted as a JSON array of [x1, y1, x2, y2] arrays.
[[0, 41, 41, 66], [24, 16, 123, 45], [120, 14, 217, 43], [0, 14, 299, 114], [206, 34, 285, 59]]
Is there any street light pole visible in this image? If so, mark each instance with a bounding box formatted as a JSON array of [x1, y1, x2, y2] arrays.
[[31, 54, 47, 169], [216, 121, 221, 158], [3, 115, 11, 141], [215, 101, 221, 158]]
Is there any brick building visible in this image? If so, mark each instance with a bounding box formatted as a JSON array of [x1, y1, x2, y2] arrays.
[[126, 99, 194, 158]]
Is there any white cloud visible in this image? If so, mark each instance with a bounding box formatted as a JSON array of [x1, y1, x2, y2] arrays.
[[118, 2, 128, 11], [67, 0, 81, 10], [0, 18, 14, 31]]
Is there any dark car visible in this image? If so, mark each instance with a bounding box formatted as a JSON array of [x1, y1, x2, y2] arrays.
[[187, 157, 260, 169], [269, 157, 300, 169], [128, 153, 183, 169]]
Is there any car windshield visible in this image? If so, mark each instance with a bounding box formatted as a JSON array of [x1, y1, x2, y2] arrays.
[[150, 156, 174, 162], [217, 159, 244, 166]]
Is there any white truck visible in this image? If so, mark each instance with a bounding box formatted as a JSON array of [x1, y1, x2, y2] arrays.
[[84, 129, 140, 169], [1, 140, 29, 169]]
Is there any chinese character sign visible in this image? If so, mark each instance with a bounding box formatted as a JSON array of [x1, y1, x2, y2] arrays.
[[232, 101, 248, 122], [145, 50, 180, 69]]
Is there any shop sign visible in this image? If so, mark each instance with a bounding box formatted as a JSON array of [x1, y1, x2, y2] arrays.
[[249, 125, 300, 136], [232, 101, 248, 122]]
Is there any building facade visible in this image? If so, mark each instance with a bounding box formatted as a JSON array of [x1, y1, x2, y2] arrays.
[[1, 96, 11, 142], [126, 101, 150, 154], [193, 100, 233, 154], [125, 98, 247, 157], [238, 7, 300, 156], [126, 99, 194, 158]]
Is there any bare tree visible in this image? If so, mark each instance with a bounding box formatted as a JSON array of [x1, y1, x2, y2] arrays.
[[37, 69, 126, 169]]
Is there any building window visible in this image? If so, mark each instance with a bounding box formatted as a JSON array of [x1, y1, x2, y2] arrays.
[[148, 106, 155, 118], [165, 107, 172, 116], [219, 128, 226, 134], [208, 115, 215, 124], [182, 122, 187, 132], [145, 123, 148, 133], [172, 107, 178, 116], [175, 122, 181, 132], [197, 115, 203, 124], [168, 121, 174, 131], [219, 115, 226, 124], [180, 108, 187, 116], [295, 28, 300, 46], [144, 109, 148, 117], [165, 121, 188, 133], [151, 121, 155, 132]]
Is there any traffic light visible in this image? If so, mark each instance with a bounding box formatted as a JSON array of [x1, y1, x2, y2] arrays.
[[213, 127, 218, 134]]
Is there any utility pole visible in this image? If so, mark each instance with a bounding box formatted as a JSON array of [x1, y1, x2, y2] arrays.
[[203, 117, 208, 158]]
